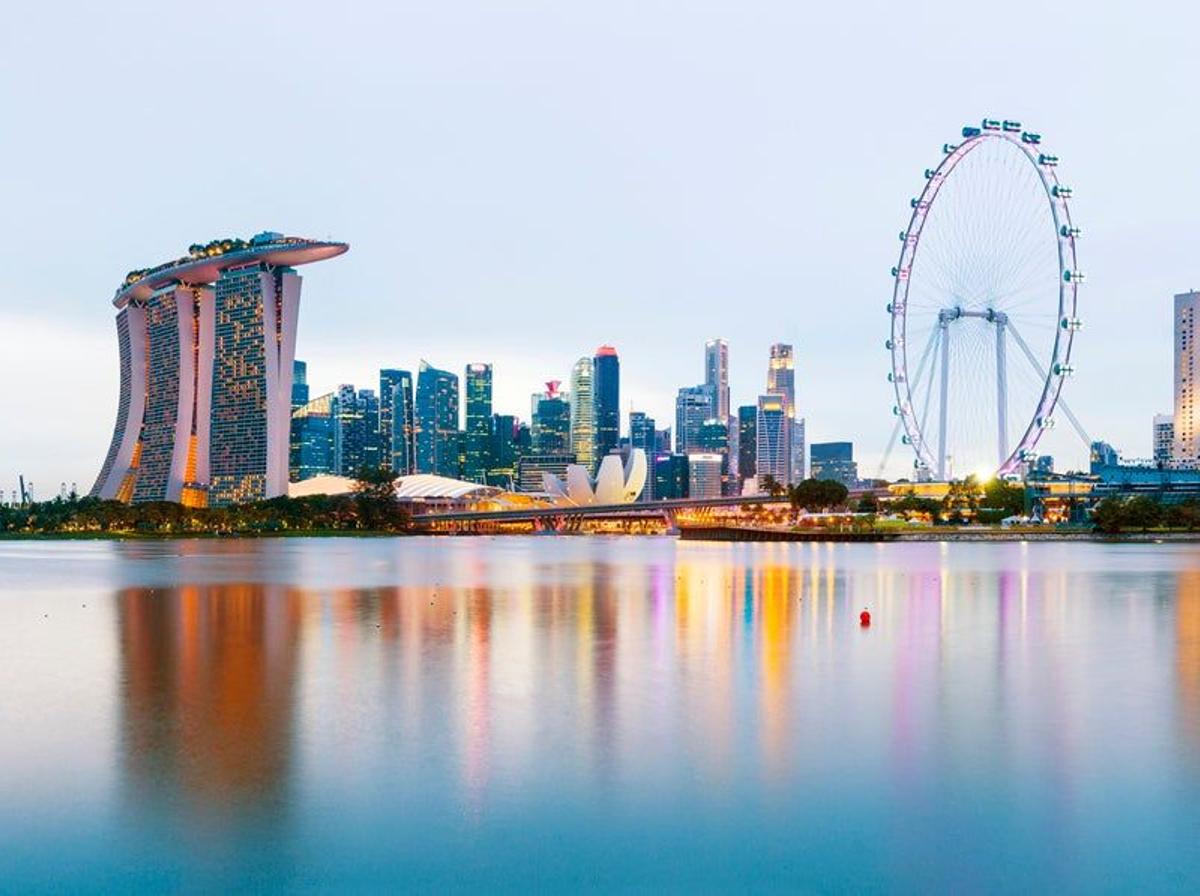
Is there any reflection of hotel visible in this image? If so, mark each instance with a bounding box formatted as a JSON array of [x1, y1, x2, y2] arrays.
[[91, 233, 348, 506], [117, 584, 303, 812]]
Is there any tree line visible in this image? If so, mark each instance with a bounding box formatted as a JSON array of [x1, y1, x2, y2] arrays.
[[0, 467, 409, 536]]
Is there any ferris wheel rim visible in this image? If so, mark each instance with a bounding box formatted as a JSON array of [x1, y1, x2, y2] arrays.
[[887, 120, 1081, 479]]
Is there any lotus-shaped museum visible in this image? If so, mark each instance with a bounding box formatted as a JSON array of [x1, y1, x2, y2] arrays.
[[543, 449, 648, 505]]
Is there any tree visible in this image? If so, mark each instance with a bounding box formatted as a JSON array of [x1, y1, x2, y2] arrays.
[[760, 474, 786, 498], [352, 466, 409, 531]]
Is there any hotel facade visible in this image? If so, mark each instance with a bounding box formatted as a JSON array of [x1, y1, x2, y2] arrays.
[[91, 233, 348, 506]]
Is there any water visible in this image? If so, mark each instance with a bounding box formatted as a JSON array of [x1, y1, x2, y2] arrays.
[[2, 536, 1199, 892]]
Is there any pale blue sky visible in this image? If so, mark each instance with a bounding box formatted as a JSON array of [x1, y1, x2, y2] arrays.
[[1, 1, 1194, 494]]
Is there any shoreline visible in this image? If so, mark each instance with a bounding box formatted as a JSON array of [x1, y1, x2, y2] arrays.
[[3, 528, 1200, 543]]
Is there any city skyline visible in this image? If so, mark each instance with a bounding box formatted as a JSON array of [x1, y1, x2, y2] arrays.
[[3, 2, 1198, 491]]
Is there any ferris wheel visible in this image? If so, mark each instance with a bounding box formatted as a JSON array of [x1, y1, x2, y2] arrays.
[[886, 118, 1086, 481]]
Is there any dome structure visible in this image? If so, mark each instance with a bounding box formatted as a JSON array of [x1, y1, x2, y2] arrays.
[[543, 449, 647, 505]]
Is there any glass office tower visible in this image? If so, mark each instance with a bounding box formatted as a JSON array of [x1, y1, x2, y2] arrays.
[[463, 363, 493, 483], [379, 368, 415, 475], [415, 362, 460, 477], [593, 345, 620, 463]]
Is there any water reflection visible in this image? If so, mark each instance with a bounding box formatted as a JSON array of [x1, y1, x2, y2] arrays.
[[117, 586, 303, 824], [7, 538, 1194, 888]]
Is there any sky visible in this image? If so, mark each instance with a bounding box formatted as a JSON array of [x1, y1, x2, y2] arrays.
[[1, 0, 1195, 496]]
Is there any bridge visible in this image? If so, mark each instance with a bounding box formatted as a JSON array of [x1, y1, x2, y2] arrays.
[[411, 494, 787, 534]]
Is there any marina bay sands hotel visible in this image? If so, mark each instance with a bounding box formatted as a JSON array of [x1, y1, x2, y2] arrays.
[[91, 232, 348, 506]]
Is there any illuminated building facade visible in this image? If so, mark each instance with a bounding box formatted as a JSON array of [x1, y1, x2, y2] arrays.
[[291, 392, 340, 480], [415, 362, 460, 477], [594, 345, 620, 462], [91, 233, 347, 506], [1177, 291, 1200, 465], [756, 393, 790, 490], [675, 386, 713, 455], [569, 357, 597, 474], [380, 369, 415, 475], [463, 364, 493, 483], [810, 441, 858, 488]]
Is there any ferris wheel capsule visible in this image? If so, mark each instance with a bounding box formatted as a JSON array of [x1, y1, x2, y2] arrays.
[[1053, 184, 1072, 198], [1003, 120, 1022, 132], [1060, 225, 1081, 238], [1064, 270, 1086, 283], [1061, 317, 1083, 331]]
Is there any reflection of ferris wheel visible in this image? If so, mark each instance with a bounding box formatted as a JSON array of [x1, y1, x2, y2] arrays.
[[887, 118, 1087, 480]]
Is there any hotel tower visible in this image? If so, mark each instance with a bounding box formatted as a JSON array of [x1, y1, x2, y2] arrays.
[[91, 232, 348, 506]]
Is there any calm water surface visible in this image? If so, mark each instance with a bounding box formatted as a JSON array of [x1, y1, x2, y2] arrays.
[[2, 536, 1200, 892]]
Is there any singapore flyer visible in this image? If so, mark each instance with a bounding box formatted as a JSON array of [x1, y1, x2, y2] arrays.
[[887, 118, 1083, 481]]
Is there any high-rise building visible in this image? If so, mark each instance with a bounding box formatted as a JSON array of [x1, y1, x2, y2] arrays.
[[766, 342, 804, 484], [292, 360, 309, 411], [654, 453, 689, 500], [91, 233, 347, 506], [463, 363, 493, 483], [810, 441, 858, 488], [698, 417, 731, 493], [675, 386, 713, 455], [1155, 413, 1175, 466], [569, 357, 597, 473], [629, 412, 657, 500], [487, 414, 520, 487], [594, 345, 620, 462], [379, 369, 415, 475], [533, 382, 572, 455], [290, 392, 340, 481], [738, 405, 757, 484], [704, 338, 730, 420], [688, 454, 724, 499], [334, 385, 379, 475], [415, 361, 460, 477], [289, 360, 311, 481], [1176, 291, 1200, 465], [756, 393, 790, 491]]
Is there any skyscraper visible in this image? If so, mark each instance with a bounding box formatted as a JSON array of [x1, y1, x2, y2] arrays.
[[767, 342, 803, 483], [415, 362, 460, 477], [1176, 291, 1200, 465], [629, 412, 657, 500], [533, 382, 572, 455], [487, 414, 519, 487], [738, 405, 757, 484], [334, 385, 379, 475], [290, 392, 340, 481], [1154, 413, 1175, 466], [380, 369, 415, 475], [704, 338, 730, 420], [91, 233, 347, 506], [289, 360, 311, 481], [463, 363, 493, 483], [674, 386, 713, 455], [569, 356, 597, 473], [593, 345, 620, 462], [756, 393, 790, 491], [698, 418, 731, 493], [292, 360, 309, 411]]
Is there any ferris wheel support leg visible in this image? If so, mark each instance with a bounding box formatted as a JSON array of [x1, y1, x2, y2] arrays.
[[938, 321, 950, 481], [996, 319, 1008, 466]]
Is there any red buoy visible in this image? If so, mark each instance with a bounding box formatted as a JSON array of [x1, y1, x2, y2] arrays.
[[860, 609, 871, 627]]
